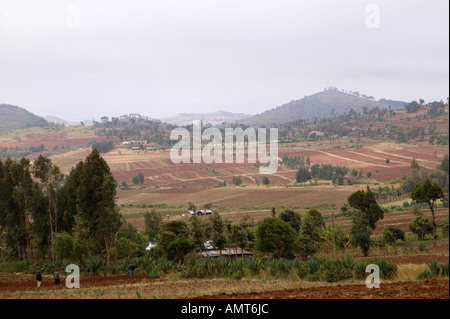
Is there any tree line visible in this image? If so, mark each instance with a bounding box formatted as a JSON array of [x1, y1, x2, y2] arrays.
[[0, 149, 121, 266]]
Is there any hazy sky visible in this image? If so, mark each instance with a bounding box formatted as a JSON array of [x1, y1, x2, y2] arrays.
[[0, 0, 448, 122]]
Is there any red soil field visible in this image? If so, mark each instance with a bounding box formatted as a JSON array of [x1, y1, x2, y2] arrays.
[[196, 279, 449, 299], [0, 274, 161, 292]]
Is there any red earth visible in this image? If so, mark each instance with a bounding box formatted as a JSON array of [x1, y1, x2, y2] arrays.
[[0, 274, 161, 292], [195, 279, 449, 299]]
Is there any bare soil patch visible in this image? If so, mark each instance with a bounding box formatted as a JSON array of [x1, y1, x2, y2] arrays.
[[196, 279, 449, 299]]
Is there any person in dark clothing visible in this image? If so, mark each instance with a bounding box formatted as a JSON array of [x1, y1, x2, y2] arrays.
[[54, 270, 61, 285], [36, 270, 42, 288], [128, 263, 136, 279]]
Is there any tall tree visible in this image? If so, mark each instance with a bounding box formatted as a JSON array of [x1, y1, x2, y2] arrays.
[[347, 190, 384, 230], [1, 158, 39, 259], [57, 161, 84, 234], [32, 155, 63, 260], [347, 190, 384, 256], [256, 217, 298, 259], [411, 179, 444, 246], [279, 209, 302, 233], [189, 213, 206, 253], [210, 211, 228, 255], [76, 149, 121, 266], [144, 210, 163, 242], [300, 208, 324, 242]]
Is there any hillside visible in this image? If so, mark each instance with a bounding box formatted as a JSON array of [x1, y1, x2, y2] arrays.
[[241, 89, 407, 126], [161, 110, 253, 126], [44, 115, 79, 126], [0, 104, 47, 131]]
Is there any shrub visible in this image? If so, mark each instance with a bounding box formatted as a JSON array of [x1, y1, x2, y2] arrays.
[[166, 237, 195, 262], [256, 217, 298, 259], [247, 257, 263, 276], [84, 256, 105, 275], [317, 258, 349, 282], [354, 258, 397, 280], [232, 176, 242, 186], [279, 209, 302, 233], [417, 260, 449, 279], [440, 218, 449, 238], [297, 233, 318, 259], [381, 225, 405, 245], [418, 242, 427, 251], [409, 216, 434, 240], [321, 224, 350, 250], [116, 237, 138, 259]]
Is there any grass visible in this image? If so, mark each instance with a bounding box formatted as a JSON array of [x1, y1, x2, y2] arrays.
[[396, 264, 427, 281], [0, 277, 339, 299]]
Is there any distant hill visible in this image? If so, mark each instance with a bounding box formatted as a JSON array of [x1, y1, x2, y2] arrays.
[[44, 115, 79, 126], [161, 110, 253, 126], [378, 99, 407, 109], [241, 90, 407, 126], [0, 104, 48, 131]]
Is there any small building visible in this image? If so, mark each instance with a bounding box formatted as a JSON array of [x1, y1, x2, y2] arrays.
[[201, 248, 253, 259]]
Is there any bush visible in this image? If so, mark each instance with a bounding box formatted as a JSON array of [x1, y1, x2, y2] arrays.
[[440, 218, 449, 238], [84, 256, 105, 275], [256, 217, 298, 259], [116, 237, 139, 259], [91, 140, 114, 153], [297, 233, 318, 259], [381, 225, 405, 245], [295, 167, 311, 183], [418, 242, 427, 251], [166, 237, 195, 262], [354, 258, 397, 280], [232, 176, 242, 186], [409, 216, 434, 240], [417, 260, 449, 279]]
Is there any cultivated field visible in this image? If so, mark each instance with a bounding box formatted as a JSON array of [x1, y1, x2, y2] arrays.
[[1, 129, 448, 300]]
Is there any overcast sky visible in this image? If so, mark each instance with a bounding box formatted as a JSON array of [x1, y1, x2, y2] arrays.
[[0, 0, 448, 122]]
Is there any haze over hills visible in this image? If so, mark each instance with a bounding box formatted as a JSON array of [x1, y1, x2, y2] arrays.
[[0, 89, 410, 131], [241, 89, 408, 126], [44, 115, 80, 126], [0, 104, 47, 131], [161, 110, 253, 126]]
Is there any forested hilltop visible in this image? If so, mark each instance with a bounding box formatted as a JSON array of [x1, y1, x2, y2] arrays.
[[0, 104, 47, 131]]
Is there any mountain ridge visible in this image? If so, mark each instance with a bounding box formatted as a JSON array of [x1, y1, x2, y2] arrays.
[[0, 104, 48, 131], [241, 89, 408, 126]]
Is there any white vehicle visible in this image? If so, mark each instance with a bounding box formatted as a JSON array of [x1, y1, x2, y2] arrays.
[[188, 210, 195, 215], [204, 240, 214, 250]]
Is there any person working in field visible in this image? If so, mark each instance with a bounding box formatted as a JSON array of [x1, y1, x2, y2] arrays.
[[36, 270, 42, 288], [128, 263, 136, 279], [54, 270, 61, 285]]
